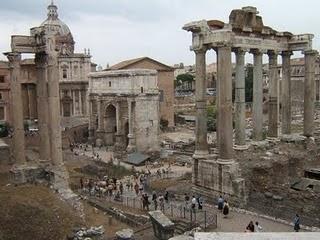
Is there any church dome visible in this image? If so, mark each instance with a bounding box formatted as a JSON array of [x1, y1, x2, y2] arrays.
[[40, 1, 72, 37]]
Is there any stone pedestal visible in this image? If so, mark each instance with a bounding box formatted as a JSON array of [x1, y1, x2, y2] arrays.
[[149, 210, 175, 240], [115, 229, 134, 240], [195, 159, 247, 207]]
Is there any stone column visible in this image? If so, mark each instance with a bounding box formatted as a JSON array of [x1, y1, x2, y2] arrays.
[[72, 90, 76, 116], [193, 48, 208, 158], [6, 53, 26, 164], [116, 101, 121, 134], [47, 51, 63, 166], [217, 46, 233, 160], [79, 90, 83, 116], [304, 50, 318, 137], [281, 51, 293, 134], [251, 49, 264, 141], [35, 53, 51, 161], [126, 99, 136, 152], [267, 51, 279, 138], [27, 86, 33, 119], [234, 48, 246, 147], [88, 99, 94, 143], [97, 98, 103, 131], [192, 48, 208, 186]]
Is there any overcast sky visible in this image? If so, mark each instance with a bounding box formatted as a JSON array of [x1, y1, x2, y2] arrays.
[[0, 0, 319, 67]]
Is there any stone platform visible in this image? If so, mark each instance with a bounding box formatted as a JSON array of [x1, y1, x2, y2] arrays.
[[194, 159, 247, 207]]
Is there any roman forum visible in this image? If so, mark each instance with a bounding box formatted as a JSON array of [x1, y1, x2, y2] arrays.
[[183, 6, 317, 203], [1, 2, 320, 239]]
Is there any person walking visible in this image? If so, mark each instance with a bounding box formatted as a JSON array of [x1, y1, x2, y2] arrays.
[[222, 200, 229, 218], [119, 182, 124, 195], [246, 221, 255, 232], [159, 195, 165, 212], [191, 196, 197, 212], [217, 195, 224, 211], [255, 221, 263, 232], [184, 193, 190, 207], [164, 191, 169, 203], [293, 214, 300, 232]]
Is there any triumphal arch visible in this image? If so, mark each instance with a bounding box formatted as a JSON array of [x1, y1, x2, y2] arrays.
[[183, 6, 318, 204]]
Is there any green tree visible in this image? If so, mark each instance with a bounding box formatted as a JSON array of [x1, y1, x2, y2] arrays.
[[245, 65, 253, 102], [176, 73, 194, 89], [207, 105, 217, 132]]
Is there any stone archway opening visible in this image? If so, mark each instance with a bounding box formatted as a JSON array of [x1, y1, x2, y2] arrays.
[[104, 104, 116, 146]]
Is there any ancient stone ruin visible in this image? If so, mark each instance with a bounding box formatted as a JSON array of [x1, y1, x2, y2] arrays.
[[183, 6, 318, 205]]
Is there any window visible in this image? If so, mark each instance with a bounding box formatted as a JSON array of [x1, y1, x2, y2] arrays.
[[109, 81, 111, 87], [159, 90, 164, 102], [63, 69, 67, 79], [0, 93, 2, 100], [141, 87, 144, 93], [0, 76, 4, 83], [0, 107, 4, 120]]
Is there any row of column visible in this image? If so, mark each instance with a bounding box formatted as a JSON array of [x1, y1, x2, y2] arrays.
[[71, 89, 84, 116], [7, 50, 64, 166], [193, 47, 318, 162]]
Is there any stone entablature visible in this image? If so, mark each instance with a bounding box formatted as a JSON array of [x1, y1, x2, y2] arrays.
[[88, 69, 160, 153]]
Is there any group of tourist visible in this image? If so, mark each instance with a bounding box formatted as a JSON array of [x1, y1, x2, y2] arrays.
[[79, 176, 124, 200], [141, 190, 170, 211], [184, 193, 204, 211], [245, 221, 263, 232]]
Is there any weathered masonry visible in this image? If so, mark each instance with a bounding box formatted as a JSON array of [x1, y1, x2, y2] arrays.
[[88, 69, 160, 153], [183, 6, 318, 204]]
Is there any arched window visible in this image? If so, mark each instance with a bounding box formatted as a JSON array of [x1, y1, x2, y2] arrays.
[[63, 69, 67, 79]]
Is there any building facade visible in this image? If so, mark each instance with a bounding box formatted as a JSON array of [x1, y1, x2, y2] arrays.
[[88, 69, 160, 153], [1, 2, 95, 126]]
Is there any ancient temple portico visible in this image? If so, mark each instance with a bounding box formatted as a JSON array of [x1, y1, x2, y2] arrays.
[[183, 6, 317, 204]]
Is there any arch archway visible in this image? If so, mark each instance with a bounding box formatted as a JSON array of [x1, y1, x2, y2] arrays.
[[104, 104, 116, 146]]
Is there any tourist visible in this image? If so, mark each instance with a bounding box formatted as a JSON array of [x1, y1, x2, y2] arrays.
[[80, 177, 84, 190], [246, 221, 255, 232], [184, 193, 190, 207], [152, 191, 157, 202], [159, 195, 165, 212], [164, 191, 169, 203], [293, 214, 300, 232], [197, 196, 203, 210], [222, 200, 229, 218], [255, 221, 263, 232], [119, 182, 124, 195], [154, 197, 158, 210], [217, 195, 224, 211], [191, 196, 197, 211], [134, 183, 139, 195]]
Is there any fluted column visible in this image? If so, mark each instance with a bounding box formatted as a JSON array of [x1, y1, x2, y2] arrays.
[[217, 46, 233, 160], [194, 48, 208, 158], [267, 51, 279, 138], [72, 90, 76, 116], [234, 48, 246, 146], [304, 50, 318, 137], [126, 99, 136, 152], [116, 101, 121, 134], [79, 90, 83, 116], [47, 50, 63, 166], [281, 51, 293, 134], [97, 98, 103, 131], [35, 53, 51, 161], [88, 99, 94, 143], [6, 52, 26, 164], [251, 49, 264, 141]]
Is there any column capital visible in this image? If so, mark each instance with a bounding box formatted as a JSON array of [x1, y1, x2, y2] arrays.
[[194, 47, 207, 54], [250, 48, 265, 55], [233, 48, 247, 56], [281, 50, 293, 57], [267, 50, 280, 57], [5, 52, 21, 67], [304, 49, 318, 56], [35, 52, 48, 67]]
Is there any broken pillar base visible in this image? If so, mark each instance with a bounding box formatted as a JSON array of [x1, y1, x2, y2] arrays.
[[9, 164, 54, 185], [149, 210, 175, 240], [115, 228, 134, 240], [194, 158, 247, 207], [233, 144, 249, 151]]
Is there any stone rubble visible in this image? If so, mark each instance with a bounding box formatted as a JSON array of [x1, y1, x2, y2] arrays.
[[71, 226, 104, 240]]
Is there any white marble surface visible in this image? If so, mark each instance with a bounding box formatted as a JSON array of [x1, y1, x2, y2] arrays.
[[195, 232, 320, 240]]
